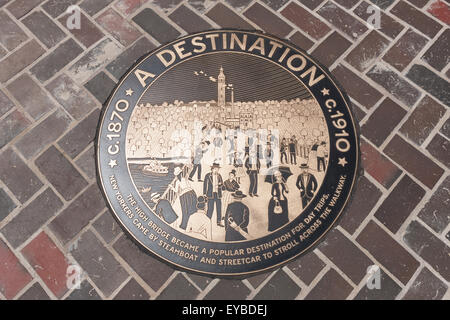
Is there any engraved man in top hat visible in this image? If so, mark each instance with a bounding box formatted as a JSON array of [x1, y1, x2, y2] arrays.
[[296, 164, 318, 209], [245, 149, 261, 197], [186, 196, 212, 240], [203, 163, 225, 227]]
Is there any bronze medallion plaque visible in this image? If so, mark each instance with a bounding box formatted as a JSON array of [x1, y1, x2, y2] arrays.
[[96, 30, 359, 276]]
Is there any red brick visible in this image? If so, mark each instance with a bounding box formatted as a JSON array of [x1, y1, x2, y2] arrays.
[[318, 228, 374, 283], [244, 2, 293, 38], [339, 175, 382, 234], [0, 40, 45, 83], [357, 220, 420, 284], [332, 64, 383, 109], [0, 148, 43, 203], [361, 138, 402, 189], [311, 31, 352, 67], [206, 3, 254, 29], [96, 8, 141, 46], [375, 175, 425, 233], [346, 30, 390, 72], [59, 12, 105, 48], [318, 1, 368, 39], [0, 238, 32, 299], [428, 0, 450, 25], [400, 96, 446, 146], [168, 4, 212, 33], [22, 232, 70, 298], [384, 135, 444, 189], [404, 220, 450, 281], [361, 98, 407, 147], [390, 1, 442, 38], [281, 2, 330, 40], [305, 269, 353, 300]]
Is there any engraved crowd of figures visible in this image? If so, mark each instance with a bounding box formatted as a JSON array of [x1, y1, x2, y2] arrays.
[[126, 98, 327, 161]]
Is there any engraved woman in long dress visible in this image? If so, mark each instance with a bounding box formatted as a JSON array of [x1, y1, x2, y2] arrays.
[[268, 170, 289, 232], [169, 166, 197, 230]]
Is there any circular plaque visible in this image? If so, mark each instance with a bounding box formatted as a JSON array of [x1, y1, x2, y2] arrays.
[[96, 30, 359, 276]]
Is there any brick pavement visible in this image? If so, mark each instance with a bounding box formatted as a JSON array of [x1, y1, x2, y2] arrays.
[[0, 0, 448, 300]]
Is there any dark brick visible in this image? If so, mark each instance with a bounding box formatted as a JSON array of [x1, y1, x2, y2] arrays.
[[298, 0, 324, 10], [114, 278, 150, 300], [375, 175, 426, 233], [66, 38, 121, 84], [357, 220, 420, 284], [427, 134, 450, 168], [368, 0, 395, 10], [244, 2, 292, 38], [311, 31, 352, 68], [354, 268, 402, 300], [418, 175, 450, 233], [0, 239, 32, 299], [7, 74, 56, 120], [18, 282, 50, 300], [169, 5, 212, 33], [49, 184, 105, 244], [346, 30, 390, 72], [80, 0, 114, 16], [422, 29, 450, 72], [206, 3, 254, 30], [6, 0, 45, 18], [246, 272, 271, 289], [71, 230, 129, 297], [403, 267, 448, 300], [286, 251, 325, 285], [288, 31, 314, 51], [93, 211, 122, 243], [1, 188, 63, 248], [332, 64, 383, 109], [106, 37, 155, 79], [390, 1, 442, 38], [354, 1, 404, 39], [383, 29, 427, 72], [340, 176, 382, 234], [367, 63, 421, 107], [407, 0, 429, 8], [384, 135, 444, 189], [0, 40, 45, 83], [361, 138, 402, 189], [260, 0, 288, 10], [15, 110, 72, 159], [362, 98, 407, 147], [58, 109, 101, 159], [0, 148, 42, 203], [318, 1, 368, 39], [75, 145, 96, 179], [404, 220, 450, 281], [305, 269, 353, 300], [133, 8, 180, 44], [149, 0, 182, 13], [281, 2, 330, 40], [204, 280, 250, 300], [0, 188, 16, 222], [59, 12, 105, 48], [441, 118, 450, 139], [400, 96, 446, 146], [35, 146, 88, 201], [254, 270, 301, 300], [22, 231, 70, 298], [30, 38, 84, 83], [334, 0, 360, 8], [65, 280, 101, 300], [114, 0, 148, 16], [84, 71, 116, 104], [185, 273, 213, 290], [157, 273, 200, 300], [406, 64, 450, 107], [42, 0, 78, 17], [0, 110, 31, 149], [0, 10, 28, 50], [22, 10, 66, 48], [319, 228, 373, 284], [0, 89, 14, 117], [46, 74, 97, 120], [96, 8, 141, 46], [113, 235, 174, 291]]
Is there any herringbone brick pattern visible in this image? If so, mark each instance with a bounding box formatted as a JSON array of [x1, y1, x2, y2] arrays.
[[0, 0, 448, 300]]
